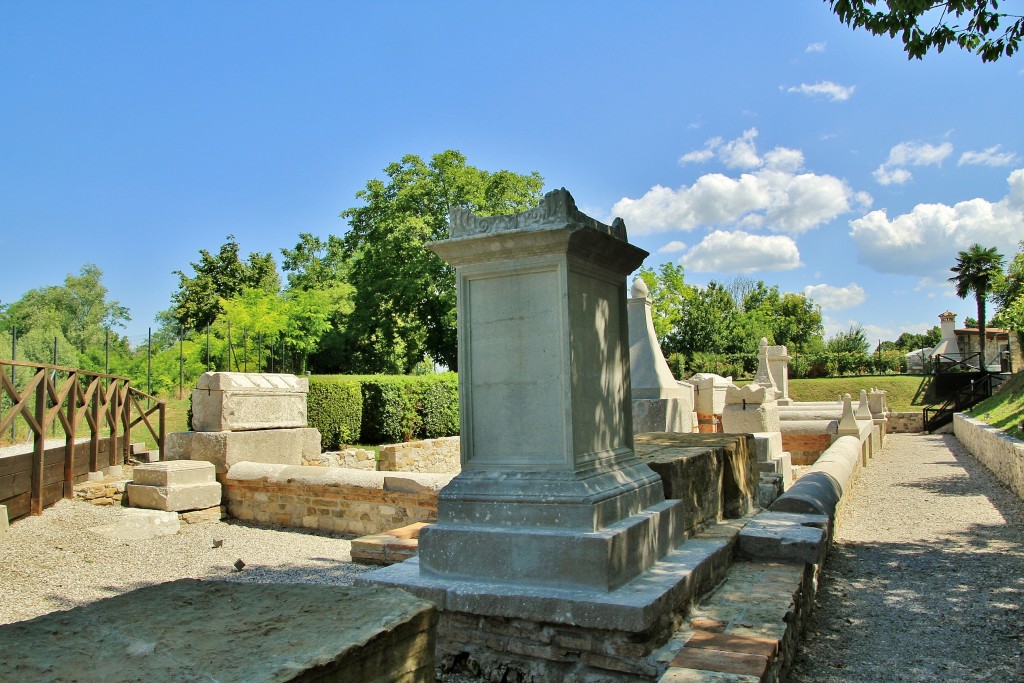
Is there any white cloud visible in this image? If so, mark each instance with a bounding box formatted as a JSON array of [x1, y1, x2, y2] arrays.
[[874, 141, 953, 185], [785, 81, 855, 102], [679, 231, 801, 273], [805, 42, 827, 53], [803, 283, 866, 311], [959, 145, 1020, 167], [612, 131, 868, 236], [873, 166, 913, 186], [720, 128, 761, 168], [849, 168, 1024, 277], [657, 240, 687, 254], [679, 136, 722, 164]]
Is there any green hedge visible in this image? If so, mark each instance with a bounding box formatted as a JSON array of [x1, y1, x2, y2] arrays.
[[307, 377, 363, 450], [308, 373, 459, 446]]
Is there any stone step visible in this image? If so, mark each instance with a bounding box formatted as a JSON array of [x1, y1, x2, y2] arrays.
[[653, 560, 817, 683], [129, 441, 147, 455], [131, 450, 160, 463], [352, 522, 431, 566]]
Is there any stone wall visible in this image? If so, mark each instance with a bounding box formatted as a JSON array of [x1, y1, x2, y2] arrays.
[[224, 462, 454, 536], [888, 411, 924, 433], [378, 436, 461, 473], [954, 414, 1024, 499]]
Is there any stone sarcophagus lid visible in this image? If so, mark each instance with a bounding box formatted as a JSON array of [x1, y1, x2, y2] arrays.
[[191, 372, 308, 432]]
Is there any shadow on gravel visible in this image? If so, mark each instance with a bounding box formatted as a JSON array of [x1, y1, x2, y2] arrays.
[[791, 434, 1024, 682]]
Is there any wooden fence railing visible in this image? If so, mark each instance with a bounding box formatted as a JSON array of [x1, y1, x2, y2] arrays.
[[0, 359, 165, 516]]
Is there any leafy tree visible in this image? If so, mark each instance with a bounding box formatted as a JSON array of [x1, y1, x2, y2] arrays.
[[1, 264, 129, 356], [827, 324, 870, 354], [281, 233, 349, 291], [992, 240, 1024, 347], [949, 243, 1004, 370], [895, 325, 942, 351], [170, 235, 280, 332], [339, 150, 544, 372], [828, 0, 1023, 61], [637, 263, 694, 342], [964, 316, 979, 328]]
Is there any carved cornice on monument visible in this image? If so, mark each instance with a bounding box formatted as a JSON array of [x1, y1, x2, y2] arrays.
[[449, 187, 628, 241]]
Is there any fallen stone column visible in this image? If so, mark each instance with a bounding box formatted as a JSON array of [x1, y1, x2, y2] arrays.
[[769, 435, 862, 523]]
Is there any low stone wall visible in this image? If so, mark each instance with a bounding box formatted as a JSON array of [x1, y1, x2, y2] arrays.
[[378, 436, 461, 474], [224, 462, 454, 536], [770, 435, 864, 532], [888, 411, 924, 433], [954, 414, 1024, 499], [305, 448, 378, 470]]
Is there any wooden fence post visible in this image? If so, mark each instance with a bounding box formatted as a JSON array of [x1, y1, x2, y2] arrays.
[[31, 370, 47, 516]]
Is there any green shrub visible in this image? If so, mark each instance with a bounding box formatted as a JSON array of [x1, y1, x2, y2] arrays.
[[308, 377, 363, 449], [358, 376, 420, 444], [336, 373, 460, 445]]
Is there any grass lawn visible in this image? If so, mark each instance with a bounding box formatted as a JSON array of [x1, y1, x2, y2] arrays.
[[967, 372, 1024, 440], [788, 375, 930, 412]]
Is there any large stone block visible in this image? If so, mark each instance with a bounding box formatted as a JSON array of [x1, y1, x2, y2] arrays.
[[127, 481, 222, 512], [0, 580, 437, 683], [165, 427, 321, 473], [133, 460, 216, 487], [191, 372, 308, 432]]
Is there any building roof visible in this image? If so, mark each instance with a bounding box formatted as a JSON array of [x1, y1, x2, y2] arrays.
[[955, 328, 1009, 335]]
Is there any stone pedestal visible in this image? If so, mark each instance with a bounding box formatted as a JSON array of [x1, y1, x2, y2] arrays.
[[165, 427, 321, 474], [360, 189, 697, 681], [127, 461, 222, 512], [690, 373, 733, 433], [767, 343, 792, 405]]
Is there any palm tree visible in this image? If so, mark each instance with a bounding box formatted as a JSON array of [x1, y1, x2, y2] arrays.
[[949, 244, 1004, 371]]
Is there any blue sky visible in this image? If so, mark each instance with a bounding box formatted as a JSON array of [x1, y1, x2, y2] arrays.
[[2, 2, 1022, 347]]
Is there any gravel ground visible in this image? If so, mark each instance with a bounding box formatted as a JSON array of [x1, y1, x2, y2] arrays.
[[0, 500, 375, 626], [790, 433, 1024, 682], [5, 432, 1023, 682]]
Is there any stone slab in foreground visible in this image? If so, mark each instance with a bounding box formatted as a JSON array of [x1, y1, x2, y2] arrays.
[[0, 579, 437, 683]]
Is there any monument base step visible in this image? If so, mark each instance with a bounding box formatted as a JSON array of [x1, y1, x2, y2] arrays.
[[359, 517, 748, 682]]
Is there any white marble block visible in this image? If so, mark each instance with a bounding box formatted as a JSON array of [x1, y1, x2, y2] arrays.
[[191, 372, 308, 432]]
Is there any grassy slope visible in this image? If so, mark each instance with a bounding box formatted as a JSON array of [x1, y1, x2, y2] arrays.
[[787, 375, 929, 412], [967, 372, 1024, 440]]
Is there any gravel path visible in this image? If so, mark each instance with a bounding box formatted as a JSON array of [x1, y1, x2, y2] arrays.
[[790, 433, 1024, 682], [0, 500, 374, 625]]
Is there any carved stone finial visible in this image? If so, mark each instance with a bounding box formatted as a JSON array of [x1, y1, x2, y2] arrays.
[[630, 278, 649, 299]]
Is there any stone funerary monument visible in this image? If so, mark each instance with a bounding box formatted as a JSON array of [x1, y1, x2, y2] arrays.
[[361, 189, 707, 681]]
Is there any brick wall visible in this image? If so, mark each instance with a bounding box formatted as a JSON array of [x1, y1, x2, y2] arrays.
[[781, 433, 833, 466], [223, 463, 453, 536], [378, 436, 461, 473]]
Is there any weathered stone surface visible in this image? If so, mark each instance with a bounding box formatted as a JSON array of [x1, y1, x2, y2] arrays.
[[87, 509, 180, 541], [165, 427, 321, 473], [133, 460, 216, 487], [628, 277, 693, 402], [635, 432, 759, 531], [352, 522, 430, 565], [954, 413, 1024, 499], [359, 519, 743, 633], [690, 373, 733, 416], [0, 580, 437, 683], [633, 397, 697, 435], [737, 511, 828, 565], [127, 481, 222, 512], [179, 505, 225, 524], [378, 436, 461, 473], [191, 371, 308, 432], [0, 504, 8, 536]]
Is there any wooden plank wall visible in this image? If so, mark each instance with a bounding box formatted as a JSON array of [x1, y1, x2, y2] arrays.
[[0, 437, 123, 522]]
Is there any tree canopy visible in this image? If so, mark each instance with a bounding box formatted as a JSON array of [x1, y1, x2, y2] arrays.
[[338, 150, 544, 373], [170, 235, 280, 331], [828, 0, 1022, 61]]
